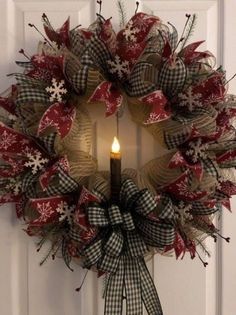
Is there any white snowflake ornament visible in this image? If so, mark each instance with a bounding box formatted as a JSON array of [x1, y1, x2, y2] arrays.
[[123, 21, 139, 42], [46, 78, 67, 102], [56, 201, 75, 225], [186, 138, 209, 163], [178, 87, 202, 111], [107, 55, 130, 79], [24, 152, 49, 174]]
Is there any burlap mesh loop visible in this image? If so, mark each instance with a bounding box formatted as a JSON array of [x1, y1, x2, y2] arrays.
[[128, 97, 218, 148], [54, 101, 97, 182]]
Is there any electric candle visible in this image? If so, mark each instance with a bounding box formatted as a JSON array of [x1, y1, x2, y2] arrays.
[[110, 137, 121, 203]]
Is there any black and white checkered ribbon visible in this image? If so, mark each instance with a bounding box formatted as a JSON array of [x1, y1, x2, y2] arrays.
[[82, 179, 175, 315], [126, 62, 158, 97], [66, 33, 112, 93], [22, 165, 78, 198]]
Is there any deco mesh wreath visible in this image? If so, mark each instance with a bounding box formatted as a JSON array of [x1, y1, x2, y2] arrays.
[[0, 3, 235, 315]]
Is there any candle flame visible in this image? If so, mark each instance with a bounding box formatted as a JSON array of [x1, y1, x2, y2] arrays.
[[111, 137, 120, 153]]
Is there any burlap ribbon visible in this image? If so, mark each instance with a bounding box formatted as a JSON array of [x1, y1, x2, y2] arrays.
[[81, 179, 175, 315]]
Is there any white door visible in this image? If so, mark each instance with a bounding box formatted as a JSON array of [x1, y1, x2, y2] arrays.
[[0, 1, 236, 315]]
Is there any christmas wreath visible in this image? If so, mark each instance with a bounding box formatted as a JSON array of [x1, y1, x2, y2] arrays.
[[0, 2, 235, 314]]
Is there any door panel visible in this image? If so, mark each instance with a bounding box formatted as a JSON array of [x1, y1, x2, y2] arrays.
[[0, 1, 235, 315]]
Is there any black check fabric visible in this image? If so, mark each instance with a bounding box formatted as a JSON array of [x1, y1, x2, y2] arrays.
[[99, 253, 120, 273], [108, 205, 123, 225], [86, 35, 112, 74], [103, 231, 123, 257], [124, 257, 143, 315], [164, 128, 190, 149], [158, 195, 174, 220], [120, 179, 139, 204], [21, 172, 37, 198], [138, 258, 163, 315], [16, 61, 34, 71], [191, 202, 218, 215], [122, 212, 135, 231], [126, 232, 148, 257], [69, 49, 93, 93], [136, 189, 156, 216], [83, 239, 103, 267], [214, 190, 229, 200], [16, 85, 49, 105], [104, 256, 163, 315], [137, 219, 175, 247], [126, 62, 157, 97], [69, 30, 85, 57], [82, 179, 173, 315], [167, 24, 178, 50], [159, 58, 187, 97], [202, 158, 219, 178], [69, 225, 81, 242], [104, 257, 124, 315], [46, 167, 78, 196], [88, 205, 109, 226], [38, 133, 57, 155], [14, 74, 43, 86], [68, 34, 111, 93]]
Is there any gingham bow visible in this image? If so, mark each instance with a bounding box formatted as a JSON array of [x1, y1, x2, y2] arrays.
[[82, 179, 175, 315]]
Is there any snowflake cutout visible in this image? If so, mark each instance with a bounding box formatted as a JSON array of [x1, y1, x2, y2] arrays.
[[56, 201, 75, 225], [6, 178, 22, 196], [107, 55, 130, 79], [33, 55, 45, 63], [176, 175, 196, 199], [174, 201, 193, 224], [146, 113, 160, 124], [171, 152, 185, 166], [0, 130, 17, 150], [37, 202, 55, 223], [46, 78, 67, 102], [123, 21, 139, 42], [186, 138, 209, 163], [24, 152, 49, 174], [178, 87, 202, 111]]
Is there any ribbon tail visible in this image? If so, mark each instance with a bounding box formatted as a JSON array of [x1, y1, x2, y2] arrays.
[[124, 256, 143, 315], [138, 258, 163, 315], [104, 257, 124, 315]]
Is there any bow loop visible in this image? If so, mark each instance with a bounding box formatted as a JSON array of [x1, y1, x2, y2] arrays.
[[108, 204, 123, 225], [158, 195, 175, 220], [88, 205, 108, 226], [135, 189, 157, 216], [120, 179, 139, 208], [127, 232, 148, 257], [83, 239, 103, 267], [122, 212, 135, 231], [104, 231, 124, 257]]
